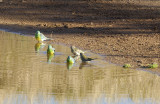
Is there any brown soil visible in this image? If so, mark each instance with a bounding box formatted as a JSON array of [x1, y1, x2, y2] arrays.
[[0, 1, 159, 73]]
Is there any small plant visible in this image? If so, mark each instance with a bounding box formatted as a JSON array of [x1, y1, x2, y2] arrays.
[[147, 63, 158, 69], [123, 64, 131, 68]]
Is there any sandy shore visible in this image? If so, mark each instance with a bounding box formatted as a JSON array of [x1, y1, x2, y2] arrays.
[[0, 1, 159, 73]]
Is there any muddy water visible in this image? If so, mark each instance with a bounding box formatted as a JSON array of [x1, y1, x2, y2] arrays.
[[0, 31, 159, 104]]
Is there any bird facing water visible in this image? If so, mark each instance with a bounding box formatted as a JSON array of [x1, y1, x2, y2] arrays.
[[35, 30, 52, 42], [47, 45, 55, 55], [70, 46, 84, 56], [80, 53, 94, 62], [67, 56, 75, 64]]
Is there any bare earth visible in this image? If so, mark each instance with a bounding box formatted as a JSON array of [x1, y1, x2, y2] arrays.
[[0, 1, 159, 73]]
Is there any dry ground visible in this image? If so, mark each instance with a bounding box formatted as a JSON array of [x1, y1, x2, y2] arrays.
[[0, 1, 159, 73]]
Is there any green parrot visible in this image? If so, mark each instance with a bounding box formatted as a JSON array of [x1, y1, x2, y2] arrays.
[[66, 56, 76, 70], [67, 56, 75, 64], [147, 63, 158, 68], [80, 53, 94, 62], [79, 62, 88, 69], [123, 64, 131, 68], [47, 45, 55, 55], [35, 30, 52, 42], [70, 46, 85, 56]]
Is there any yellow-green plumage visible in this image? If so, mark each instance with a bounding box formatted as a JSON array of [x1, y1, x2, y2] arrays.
[[66, 56, 75, 70], [47, 45, 55, 55], [147, 63, 158, 68], [67, 56, 75, 64], [35, 31, 41, 41], [66, 62, 74, 70], [35, 42, 45, 52], [80, 53, 94, 62], [47, 54, 54, 63], [35, 30, 51, 42], [123, 64, 131, 68]]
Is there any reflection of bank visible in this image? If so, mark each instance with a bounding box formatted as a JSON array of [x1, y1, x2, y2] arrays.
[[47, 54, 54, 63], [34, 42, 45, 53]]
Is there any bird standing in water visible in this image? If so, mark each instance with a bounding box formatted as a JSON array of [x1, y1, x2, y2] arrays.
[[67, 56, 75, 64], [80, 53, 94, 62], [35, 30, 52, 42], [47, 45, 55, 55], [70, 46, 84, 56], [66, 56, 75, 70]]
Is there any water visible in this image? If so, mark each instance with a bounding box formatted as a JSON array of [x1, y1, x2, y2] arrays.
[[0, 31, 159, 104]]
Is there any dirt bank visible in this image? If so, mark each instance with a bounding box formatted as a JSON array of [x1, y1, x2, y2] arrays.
[[0, 1, 159, 73]]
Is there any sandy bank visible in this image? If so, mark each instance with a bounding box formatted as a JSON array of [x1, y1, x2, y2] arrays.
[[0, 1, 159, 73]]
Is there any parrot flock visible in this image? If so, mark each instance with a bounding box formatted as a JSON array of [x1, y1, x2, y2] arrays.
[[35, 31, 159, 69], [35, 30, 96, 69]]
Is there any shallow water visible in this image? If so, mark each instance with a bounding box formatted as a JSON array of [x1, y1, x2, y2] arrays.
[[0, 31, 159, 104]]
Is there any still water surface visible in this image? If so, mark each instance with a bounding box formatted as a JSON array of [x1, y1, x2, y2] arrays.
[[0, 31, 159, 104]]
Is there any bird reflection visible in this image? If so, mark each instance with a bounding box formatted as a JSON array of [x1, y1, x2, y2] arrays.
[[66, 62, 74, 70], [35, 42, 45, 53], [79, 62, 93, 69], [47, 54, 55, 63]]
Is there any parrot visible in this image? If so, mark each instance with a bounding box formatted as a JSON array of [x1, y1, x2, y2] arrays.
[[80, 53, 95, 62], [47, 44, 55, 55], [35, 30, 52, 42], [67, 56, 75, 64], [70, 46, 84, 56]]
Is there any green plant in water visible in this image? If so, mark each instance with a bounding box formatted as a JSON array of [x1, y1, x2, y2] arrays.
[[123, 64, 131, 68], [147, 63, 158, 68]]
